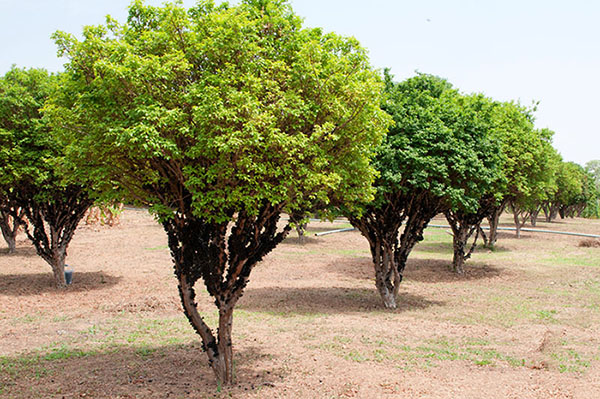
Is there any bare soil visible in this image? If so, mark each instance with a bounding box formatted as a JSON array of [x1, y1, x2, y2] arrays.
[[1, 210, 600, 398]]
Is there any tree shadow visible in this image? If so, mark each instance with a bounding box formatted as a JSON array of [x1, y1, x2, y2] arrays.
[[405, 258, 503, 283], [0, 245, 38, 257], [415, 240, 511, 254], [0, 342, 284, 398], [239, 286, 443, 314], [0, 271, 121, 296], [327, 257, 503, 285], [282, 235, 321, 245]]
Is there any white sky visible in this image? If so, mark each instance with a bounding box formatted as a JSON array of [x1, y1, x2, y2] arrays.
[[1, 0, 598, 166]]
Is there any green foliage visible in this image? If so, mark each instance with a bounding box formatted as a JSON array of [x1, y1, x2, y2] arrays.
[[0, 67, 57, 194], [47, 0, 389, 223], [490, 102, 559, 209], [582, 161, 600, 218], [377, 71, 503, 213], [555, 161, 585, 207]]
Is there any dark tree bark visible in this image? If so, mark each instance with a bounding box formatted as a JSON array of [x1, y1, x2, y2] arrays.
[[289, 211, 307, 245], [559, 205, 566, 219], [13, 185, 92, 287], [509, 200, 531, 238], [0, 201, 24, 254], [485, 198, 507, 247], [530, 205, 541, 227], [541, 201, 551, 222], [444, 196, 496, 274], [163, 202, 291, 385], [348, 191, 441, 309]]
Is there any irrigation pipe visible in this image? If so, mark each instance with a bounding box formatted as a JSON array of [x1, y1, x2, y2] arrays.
[[313, 224, 600, 239], [314, 227, 356, 236], [428, 224, 600, 239]]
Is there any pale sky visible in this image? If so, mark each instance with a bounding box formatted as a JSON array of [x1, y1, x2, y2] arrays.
[[1, 0, 598, 166]]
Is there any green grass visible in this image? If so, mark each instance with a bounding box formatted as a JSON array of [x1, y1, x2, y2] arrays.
[[312, 335, 527, 370], [541, 249, 600, 268]]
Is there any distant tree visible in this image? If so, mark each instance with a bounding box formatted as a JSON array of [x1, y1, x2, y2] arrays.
[[348, 72, 502, 306], [507, 128, 557, 237], [586, 160, 600, 188], [0, 67, 93, 285], [442, 94, 503, 273], [48, 0, 388, 385], [484, 103, 557, 242], [582, 160, 600, 218]]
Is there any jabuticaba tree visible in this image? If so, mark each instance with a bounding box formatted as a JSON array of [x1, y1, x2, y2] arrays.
[[444, 195, 497, 274], [0, 67, 93, 283], [347, 72, 501, 308], [441, 94, 504, 273], [47, 0, 389, 385], [483, 103, 557, 245], [507, 128, 558, 238], [547, 161, 589, 220]]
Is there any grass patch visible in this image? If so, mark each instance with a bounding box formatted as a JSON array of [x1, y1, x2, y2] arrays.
[[542, 249, 600, 268], [313, 335, 526, 370]]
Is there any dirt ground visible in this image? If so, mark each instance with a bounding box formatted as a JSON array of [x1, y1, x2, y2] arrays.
[[1, 209, 600, 398]]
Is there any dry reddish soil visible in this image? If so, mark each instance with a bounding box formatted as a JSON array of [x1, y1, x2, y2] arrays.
[[1, 209, 600, 398]]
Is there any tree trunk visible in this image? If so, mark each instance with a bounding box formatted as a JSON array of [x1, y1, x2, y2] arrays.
[[347, 191, 440, 310], [444, 209, 483, 275], [0, 208, 22, 254], [164, 203, 290, 386], [530, 207, 541, 227], [479, 226, 488, 247], [177, 275, 229, 384], [542, 203, 551, 222], [371, 240, 400, 309], [296, 222, 307, 245], [50, 251, 67, 287], [0, 217, 17, 253], [486, 199, 507, 248], [451, 228, 467, 274], [216, 307, 234, 383], [513, 211, 520, 238]]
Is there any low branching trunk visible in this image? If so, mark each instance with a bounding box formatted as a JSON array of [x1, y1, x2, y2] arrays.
[[510, 201, 531, 239], [541, 201, 559, 222], [349, 191, 440, 309], [530, 205, 541, 227], [444, 197, 494, 274], [349, 201, 403, 309], [289, 211, 308, 245], [486, 198, 507, 248], [14, 185, 92, 287], [163, 202, 290, 385], [0, 202, 24, 254]]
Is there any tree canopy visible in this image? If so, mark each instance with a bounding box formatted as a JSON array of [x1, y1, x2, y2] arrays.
[[47, 0, 389, 384], [347, 71, 503, 307], [0, 66, 93, 284]]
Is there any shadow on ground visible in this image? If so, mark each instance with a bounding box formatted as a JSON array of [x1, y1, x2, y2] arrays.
[[239, 286, 444, 314], [0, 271, 121, 296], [327, 257, 503, 284], [0, 245, 38, 257], [0, 342, 282, 399], [282, 235, 322, 245], [405, 258, 503, 283]]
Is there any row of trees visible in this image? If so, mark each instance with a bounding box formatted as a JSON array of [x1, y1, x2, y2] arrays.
[[1, 0, 597, 386]]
